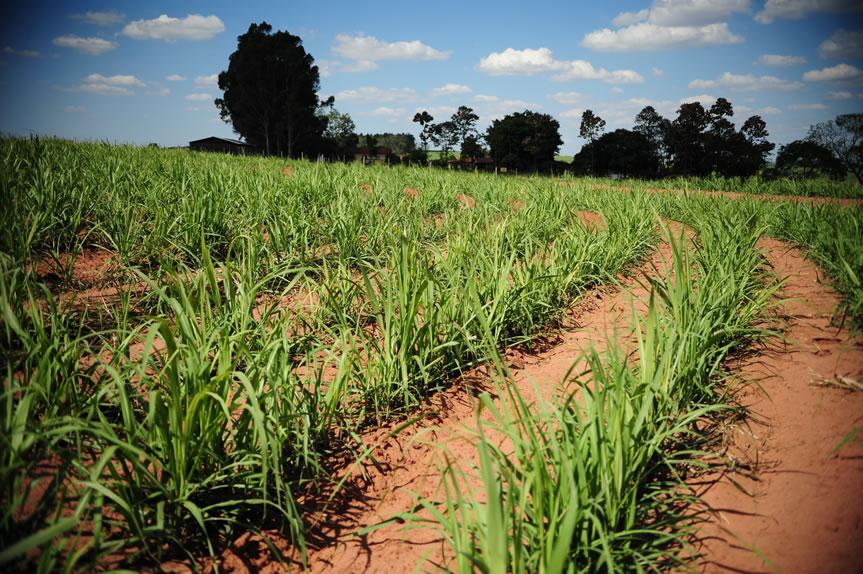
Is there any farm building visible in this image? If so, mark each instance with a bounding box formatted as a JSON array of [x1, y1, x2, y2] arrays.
[[189, 137, 256, 155]]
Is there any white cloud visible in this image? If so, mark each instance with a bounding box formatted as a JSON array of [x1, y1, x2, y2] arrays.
[[477, 47, 643, 83], [150, 88, 171, 96], [757, 54, 806, 66], [370, 106, 406, 118], [549, 91, 582, 104], [559, 108, 586, 120], [803, 63, 863, 81], [679, 94, 717, 105], [756, 0, 861, 23], [610, 87, 624, 94], [613, 9, 650, 27], [73, 83, 133, 96], [788, 103, 829, 110], [59, 73, 145, 96], [194, 73, 219, 88], [759, 106, 783, 115], [166, 74, 186, 81], [334, 86, 418, 103], [64, 105, 85, 113], [473, 94, 499, 102], [85, 73, 144, 87], [185, 93, 212, 101], [652, 67, 665, 77], [477, 47, 559, 75], [4, 46, 40, 58], [431, 83, 472, 97], [554, 60, 644, 83], [589, 1, 748, 52], [826, 90, 853, 99], [332, 34, 449, 66], [689, 72, 804, 90], [616, 0, 750, 27], [121, 14, 225, 41], [317, 58, 379, 75], [819, 29, 863, 59], [70, 10, 125, 26], [53, 35, 118, 55], [582, 23, 743, 52]]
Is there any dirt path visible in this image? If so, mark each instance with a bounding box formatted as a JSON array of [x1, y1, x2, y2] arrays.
[[269, 229, 684, 573], [694, 238, 863, 573], [584, 183, 863, 207]]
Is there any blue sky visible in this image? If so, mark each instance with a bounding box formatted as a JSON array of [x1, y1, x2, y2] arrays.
[[0, 0, 861, 154]]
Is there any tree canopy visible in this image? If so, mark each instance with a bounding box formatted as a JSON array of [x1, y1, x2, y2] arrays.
[[216, 22, 325, 157], [486, 111, 562, 173], [807, 114, 862, 182]]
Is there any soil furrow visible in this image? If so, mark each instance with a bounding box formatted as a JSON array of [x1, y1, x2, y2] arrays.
[[694, 238, 863, 573]]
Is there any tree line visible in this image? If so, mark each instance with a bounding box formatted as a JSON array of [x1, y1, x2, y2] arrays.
[[215, 22, 860, 182]]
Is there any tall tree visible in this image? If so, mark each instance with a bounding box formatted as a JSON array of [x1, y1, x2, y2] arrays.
[[486, 111, 562, 173], [633, 105, 670, 172], [412, 111, 435, 151], [429, 121, 460, 161], [668, 102, 710, 176], [216, 23, 324, 157], [579, 109, 606, 174], [704, 97, 738, 175], [807, 114, 863, 182], [451, 106, 480, 151]]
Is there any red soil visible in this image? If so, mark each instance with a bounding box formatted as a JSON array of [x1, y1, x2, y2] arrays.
[[403, 187, 420, 199], [575, 209, 606, 230], [32, 248, 120, 286], [693, 238, 863, 573], [455, 193, 476, 209]]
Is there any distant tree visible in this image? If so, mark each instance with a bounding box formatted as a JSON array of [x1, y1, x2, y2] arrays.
[[668, 102, 710, 176], [736, 115, 775, 176], [703, 97, 738, 175], [776, 140, 847, 179], [412, 111, 435, 151], [572, 129, 657, 178], [633, 106, 670, 172], [429, 121, 460, 161], [579, 109, 606, 174], [373, 133, 417, 155], [216, 22, 325, 157], [486, 110, 562, 173], [322, 108, 358, 161], [807, 114, 863, 182], [451, 106, 480, 151]]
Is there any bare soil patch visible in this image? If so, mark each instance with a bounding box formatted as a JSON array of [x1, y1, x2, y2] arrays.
[[693, 238, 863, 573], [455, 193, 476, 209], [574, 209, 606, 231], [32, 248, 120, 287]]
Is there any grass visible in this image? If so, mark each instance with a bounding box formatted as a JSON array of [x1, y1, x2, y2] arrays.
[[1, 136, 861, 570]]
